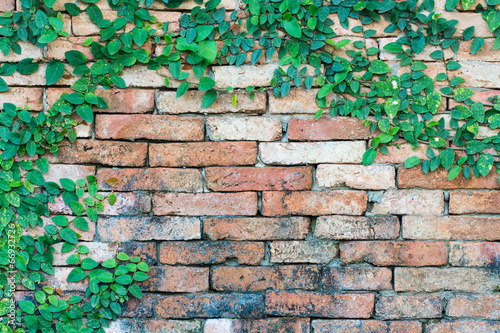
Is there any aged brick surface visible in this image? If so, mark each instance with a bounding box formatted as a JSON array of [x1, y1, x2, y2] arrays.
[[149, 142, 258, 167], [449, 242, 500, 267], [426, 320, 500, 333], [140, 266, 209, 292], [207, 116, 282, 141], [398, 167, 500, 189], [265, 291, 374, 318], [119, 242, 157, 265], [316, 164, 396, 190], [155, 294, 264, 318], [312, 320, 422, 333], [322, 267, 392, 291], [314, 216, 400, 240], [95, 115, 205, 141], [105, 319, 203, 333], [205, 166, 313, 191], [0, 87, 43, 110], [341, 241, 448, 266], [204, 318, 310, 333], [97, 168, 203, 192], [211, 266, 319, 291], [203, 217, 310, 240], [270, 240, 338, 264], [288, 117, 375, 140], [159, 241, 265, 265], [262, 191, 367, 216], [446, 295, 500, 319], [371, 190, 444, 215], [449, 190, 500, 214], [375, 295, 442, 319]]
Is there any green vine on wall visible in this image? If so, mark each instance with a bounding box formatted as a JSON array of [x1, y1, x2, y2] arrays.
[[0, 0, 500, 331]]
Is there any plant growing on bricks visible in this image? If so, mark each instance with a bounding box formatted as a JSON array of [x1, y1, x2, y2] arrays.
[[0, 0, 500, 331]]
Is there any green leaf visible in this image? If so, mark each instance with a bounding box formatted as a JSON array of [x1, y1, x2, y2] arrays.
[[46, 60, 65, 85], [129, 284, 142, 298], [18, 301, 36, 314], [470, 102, 485, 122], [477, 153, 494, 177], [198, 40, 217, 64], [362, 148, 377, 165], [448, 165, 462, 180], [486, 11, 500, 32], [198, 77, 216, 91], [383, 42, 403, 53], [453, 87, 474, 102], [283, 18, 302, 38], [117, 252, 130, 261], [202, 90, 217, 108], [369, 59, 391, 74], [65, 51, 87, 67], [384, 97, 400, 118], [426, 92, 442, 114], [73, 217, 89, 231], [440, 148, 455, 170], [76, 104, 93, 123], [445, 0, 460, 10], [176, 81, 189, 98], [17, 58, 39, 75], [132, 272, 148, 282], [249, 0, 260, 15], [108, 192, 117, 205], [65, 3, 80, 16], [318, 83, 334, 99], [471, 37, 484, 55], [404, 156, 421, 168], [81, 258, 99, 270], [0, 77, 8, 92], [461, 0, 475, 10], [59, 227, 78, 244], [67, 267, 87, 282]]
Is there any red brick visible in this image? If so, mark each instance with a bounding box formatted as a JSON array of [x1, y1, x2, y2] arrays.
[[314, 216, 400, 240], [50, 192, 150, 216], [262, 191, 367, 216], [288, 117, 375, 141], [371, 190, 444, 215], [373, 141, 432, 164], [395, 267, 500, 292], [121, 294, 154, 318], [98, 216, 200, 242], [398, 167, 500, 189], [203, 217, 310, 240], [46, 88, 155, 113], [153, 192, 258, 216], [159, 241, 264, 265], [270, 240, 338, 264], [322, 267, 392, 291], [42, 164, 96, 183], [449, 242, 500, 267], [265, 291, 374, 318], [375, 295, 442, 319], [403, 215, 500, 240], [95, 115, 204, 141], [0, 0, 14, 11], [211, 266, 319, 291], [155, 294, 264, 319], [140, 266, 208, 292], [149, 142, 257, 167], [47, 140, 147, 167], [119, 242, 157, 265], [341, 241, 448, 266], [97, 168, 203, 192], [312, 320, 422, 333], [0, 87, 43, 111], [204, 318, 310, 333], [446, 295, 500, 319], [449, 191, 500, 214], [107, 319, 202, 333], [426, 320, 500, 333], [205, 166, 313, 191]]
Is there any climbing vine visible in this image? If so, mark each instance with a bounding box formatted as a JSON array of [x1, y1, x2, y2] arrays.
[[0, 0, 500, 331]]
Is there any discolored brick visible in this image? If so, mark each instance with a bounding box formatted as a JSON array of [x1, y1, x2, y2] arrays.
[[316, 164, 396, 190], [375, 295, 442, 319], [288, 117, 376, 140], [449, 242, 500, 267], [270, 240, 338, 264], [322, 267, 392, 291], [314, 216, 400, 240], [426, 320, 500, 333], [311, 320, 422, 333], [140, 266, 209, 292], [204, 318, 310, 333], [105, 319, 203, 333], [449, 190, 500, 214], [446, 294, 500, 319], [371, 190, 444, 215]]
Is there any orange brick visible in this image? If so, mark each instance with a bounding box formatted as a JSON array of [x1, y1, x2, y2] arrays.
[[140, 266, 208, 292], [314, 216, 400, 240], [375, 295, 442, 319], [449, 191, 500, 214], [312, 320, 422, 333], [398, 167, 500, 189], [0, 88, 43, 111], [449, 242, 500, 267], [426, 320, 500, 333], [446, 295, 500, 319], [322, 267, 392, 291], [288, 117, 375, 140]]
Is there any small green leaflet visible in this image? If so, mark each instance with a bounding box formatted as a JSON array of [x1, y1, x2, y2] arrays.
[[426, 92, 441, 114], [369, 59, 391, 74], [362, 148, 377, 165], [461, 0, 475, 10], [477, 153, 494, 177], [46, 60, 65, 85], [453, 87, 474, 102], [283, 18, 302, 38], [404, 156, 421, 168], [384, 97, 400, 118], [470, 37, 484, 55]]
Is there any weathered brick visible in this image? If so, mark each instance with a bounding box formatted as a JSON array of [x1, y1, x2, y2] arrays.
[[322, 267, 392, 291], [106, 319, 202, 333], [153, 192, 258, 216], [159, 241, 264, 265], [426, 320, 500, 333], [72, 11, 119, 35], [375, 295, 442, 320], [95, 115, 204, 141], [46, 88, 155, 114], [341, 241, 447, 266], [149, 142, 257, 167], [42, 164, 95, 183], [287, 117, 375, 140], [314, 216, 400, 240], [0, 88, 43, 111], [47, 140, 147, 167], [394, 267, 500, 292], [52, 242, 117, 266], [97, 168, 203, 192], [373, 141, 432, 164], [155, 294, 264, 319], [316, 164, 395, 190], [24, 216, 95, 242], [211, 266, 319, 291], [262, 191, 367, 216], [448, 61, 500, 88], [50, 192, 150, 216], [440, 12, 493, 37], [446, 295, 500, 319], [403, 215, 500, 240], [371, 190, 444, 215], [203, 217, 310, 240], [449, 242, 500, 267], [119, 242, 157, 265], [1, 41, 43, 62], [458, 39, 500, 62], [156, 91, 266, 114], [311, 320, 422, 333], [398, 167, 500, 189], [259, 142, 365, 165], [44, 268, 87, 291], [3, 63, 77, 86], [206, 166, 313, 191], [122, 65, 201, 88], [204, 318, 310, 333], [269, 89, 320, 114], [449, 190, 500, 214], [121, 294, 154, 318], [207, 116, 282, 141], [0, 0, 14, 11], [98, 216, 200, 242], [270, 240, 338, 264], [140, 266, 208, 292], [265, 291, 374, 318]]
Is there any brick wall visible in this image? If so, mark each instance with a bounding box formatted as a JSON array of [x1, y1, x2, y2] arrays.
[[2, 0, 500, 332]]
